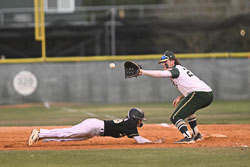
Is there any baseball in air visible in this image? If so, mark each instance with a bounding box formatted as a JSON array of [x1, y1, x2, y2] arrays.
[[109, 63, 116, 69], [240, 29, 246, 36]]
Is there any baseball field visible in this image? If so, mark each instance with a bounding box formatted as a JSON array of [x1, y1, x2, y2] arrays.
[[0, 100, 250, 167]]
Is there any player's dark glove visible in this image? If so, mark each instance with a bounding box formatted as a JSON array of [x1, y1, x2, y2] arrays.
[[124, 60, 142, 79]]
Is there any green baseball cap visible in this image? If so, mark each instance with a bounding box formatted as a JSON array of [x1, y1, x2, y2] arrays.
[[158, 51, 176, 64]]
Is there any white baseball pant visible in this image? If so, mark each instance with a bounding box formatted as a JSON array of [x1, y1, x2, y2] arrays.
[[39, 118, 104, 142]]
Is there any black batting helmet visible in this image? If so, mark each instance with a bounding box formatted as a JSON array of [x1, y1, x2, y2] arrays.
[[128, 108, 146, 121]]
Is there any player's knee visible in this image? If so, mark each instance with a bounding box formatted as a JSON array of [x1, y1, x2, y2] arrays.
[[170, 114, 183, 125], [170, 116, 177, 124]]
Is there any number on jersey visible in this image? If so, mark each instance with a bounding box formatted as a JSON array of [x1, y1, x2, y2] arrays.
[[113, 118, 128, 124], [183, 67, 194, 77]]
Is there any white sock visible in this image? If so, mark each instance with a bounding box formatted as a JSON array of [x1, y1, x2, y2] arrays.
[[183, 131, 192, 138], [192, 127, 199, 136]]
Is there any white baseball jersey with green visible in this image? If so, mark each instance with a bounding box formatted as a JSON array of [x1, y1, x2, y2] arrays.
[[170, 65, 212, 97], [141, 65, 212, 97]]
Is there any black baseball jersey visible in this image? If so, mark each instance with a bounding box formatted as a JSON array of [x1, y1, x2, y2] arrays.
[[103, 118, 139, 138]]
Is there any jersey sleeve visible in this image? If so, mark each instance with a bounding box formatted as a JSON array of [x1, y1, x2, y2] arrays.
[[169, 68, 180, 78], [125, 119, 140, 138], [126, 126, 139, 138], [127, 132, 139, 138], [133, 136, 152, 143]]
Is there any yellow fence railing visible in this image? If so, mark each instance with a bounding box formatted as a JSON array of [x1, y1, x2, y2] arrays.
[[0, 52, 249, 64]]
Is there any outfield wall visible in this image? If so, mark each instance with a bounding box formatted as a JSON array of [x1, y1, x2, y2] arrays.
[[0, 58, 249, 105]]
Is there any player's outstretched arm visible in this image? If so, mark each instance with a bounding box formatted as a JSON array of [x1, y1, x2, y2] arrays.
[[133, 136, 152, 144], [140, 69, 172, 78], [133, 136, 165, 144]]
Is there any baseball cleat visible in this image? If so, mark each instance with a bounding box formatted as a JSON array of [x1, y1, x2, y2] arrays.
[[28, 129, 40, 146], [193, 132, 203, 141], [174, 137, 195, 144]]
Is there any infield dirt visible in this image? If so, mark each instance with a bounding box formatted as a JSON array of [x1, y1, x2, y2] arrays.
[[0, 124, 249, 150]]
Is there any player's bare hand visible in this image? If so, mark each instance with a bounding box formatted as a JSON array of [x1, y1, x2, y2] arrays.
[[172, 95, 184, 107], [152, 138, 166, 144], [172, 97, 181, 107], [139, 69, 143, 75]]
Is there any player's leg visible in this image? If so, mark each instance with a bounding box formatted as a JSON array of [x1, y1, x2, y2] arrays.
[[170, 91, 213, 143], [170, 92, 197, 143], [29, 133, 90, 145], [43, 137, 90, 142], [28, 118, 104, 145], [39, 118, 104, 139], [187, 92, 213, 141], [187, 114, 202, 141], [171, 117, 193, 141]]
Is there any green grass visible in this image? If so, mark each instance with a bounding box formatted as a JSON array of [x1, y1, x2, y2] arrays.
[[0, 148, 249, 167], [0, 100, 249, 126], [0, 100, 250, 167]]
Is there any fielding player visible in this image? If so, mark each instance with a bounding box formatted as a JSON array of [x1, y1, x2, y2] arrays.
[[28, 108, 165, 146], [139, 51, 213, 144]]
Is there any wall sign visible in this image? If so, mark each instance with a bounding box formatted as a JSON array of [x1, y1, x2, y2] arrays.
[[13, 70, 38, 96]]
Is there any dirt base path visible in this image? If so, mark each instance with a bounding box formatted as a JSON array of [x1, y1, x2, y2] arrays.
[[0, 124, 249, 151]]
